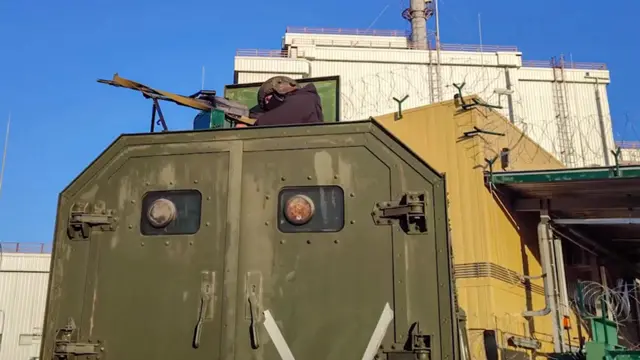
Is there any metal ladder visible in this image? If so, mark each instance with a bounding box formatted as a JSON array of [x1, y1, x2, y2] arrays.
[[551, 55, 576, 167], [427, 39, 442, 104]]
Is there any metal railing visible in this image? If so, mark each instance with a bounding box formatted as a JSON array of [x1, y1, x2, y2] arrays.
[[616, 141, 640, 149], [291, 38, 408, 49], [235, 49, 289, 58], [522, 59, 607, 70], [284, 26, 518, 52], [406, 41, 518, 52], [0, 242, 51, 254], [436, 43, 518, 52], [236, 42, 519, 59], [286, 26, 410, 37]]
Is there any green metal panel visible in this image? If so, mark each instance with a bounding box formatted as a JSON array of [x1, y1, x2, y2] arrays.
[[43, 144, 233, 359], [587, 342, 608, 360], [41, 120, 457, 360], [489, 166, 640, 185], [590, 317, 619, 347]]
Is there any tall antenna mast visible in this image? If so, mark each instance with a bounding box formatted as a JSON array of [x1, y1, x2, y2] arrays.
[[0, 114, 11, 199], [478, 13, 485, 87], [201, 66, 206, 90]]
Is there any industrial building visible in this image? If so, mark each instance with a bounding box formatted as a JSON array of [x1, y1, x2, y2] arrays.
[[234, 27, 615, 169], [373, 96, 640, 356], [0, 243, 50, 360]]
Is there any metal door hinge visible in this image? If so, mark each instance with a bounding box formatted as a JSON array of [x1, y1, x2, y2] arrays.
[[54, 317, 105, 359], [382, 322, 432, 360], [67, 201, 117, 240], [55, 342, 101, 356], [372, 192, 428, 234]]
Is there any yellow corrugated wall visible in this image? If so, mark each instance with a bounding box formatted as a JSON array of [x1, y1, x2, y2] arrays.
[[374, 98, 585, 358]]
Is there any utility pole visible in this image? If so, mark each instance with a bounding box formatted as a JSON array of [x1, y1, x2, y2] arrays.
[[585, 72, 611, 166]]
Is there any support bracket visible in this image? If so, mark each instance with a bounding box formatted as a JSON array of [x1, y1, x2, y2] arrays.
[[611, 147, 622, 177], [393, 95, 409, 120], [453, 82, 503, 111], [463, 126, 505, 138]]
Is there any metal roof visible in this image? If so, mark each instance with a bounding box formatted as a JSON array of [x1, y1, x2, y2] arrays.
[[489, 165, 640, 184], [486, 165, 640, 275]]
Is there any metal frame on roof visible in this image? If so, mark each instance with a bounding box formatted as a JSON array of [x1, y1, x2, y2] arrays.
[[488, 164, 640, 185]]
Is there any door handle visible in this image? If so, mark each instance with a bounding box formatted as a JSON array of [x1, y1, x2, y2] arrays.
[[245, 271, 263, 350], [248, 293, 260, 349], [193, 271, 215, 349], [193, 297, 208, 348]]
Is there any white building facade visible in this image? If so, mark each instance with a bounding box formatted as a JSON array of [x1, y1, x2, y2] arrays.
[[617, 141, 640, 164], [0, 244, 51, 360], [234, 27, 615, 168]]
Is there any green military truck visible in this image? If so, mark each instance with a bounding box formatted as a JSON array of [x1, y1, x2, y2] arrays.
[[41, 118, 465, 359]]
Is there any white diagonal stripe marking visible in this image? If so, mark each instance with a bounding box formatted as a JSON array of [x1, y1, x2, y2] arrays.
[[361, 302, 394, 360], [263, 310, 296, 360]]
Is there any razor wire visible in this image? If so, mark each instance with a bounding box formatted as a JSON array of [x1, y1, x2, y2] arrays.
[[336, 56, 640, 169], [571, 280, 640, 325]]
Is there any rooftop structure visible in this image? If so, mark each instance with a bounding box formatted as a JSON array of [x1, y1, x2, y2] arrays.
[[234, 26, 613, 169], [616, 140, 640, 164]]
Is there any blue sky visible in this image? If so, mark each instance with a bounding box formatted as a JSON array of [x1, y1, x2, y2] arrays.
[[0, 0, 637, 245]]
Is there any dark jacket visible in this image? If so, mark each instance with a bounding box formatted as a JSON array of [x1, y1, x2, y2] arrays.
[[254, 84, 324, 126]]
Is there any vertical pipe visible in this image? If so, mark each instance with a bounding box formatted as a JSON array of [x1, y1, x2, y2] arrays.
[[552, 236, 571, 352], [547, 233, 563, 352], [541, 214, 562, 352], [523, 213, 555, 327], [409, 0, 427, 50], [553, 238, 570, 316]]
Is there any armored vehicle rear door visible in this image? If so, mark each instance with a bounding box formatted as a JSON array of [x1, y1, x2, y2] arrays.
[[233, 122, 456, 360], [42, 139, 235, 359]]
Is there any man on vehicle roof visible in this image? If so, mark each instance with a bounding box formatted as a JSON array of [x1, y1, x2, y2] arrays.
[[239, 76, 324, 127]]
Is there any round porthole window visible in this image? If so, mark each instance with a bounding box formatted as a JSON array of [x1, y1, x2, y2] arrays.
[[284, 194, 315, 225], [147, 198, 177, 228]]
